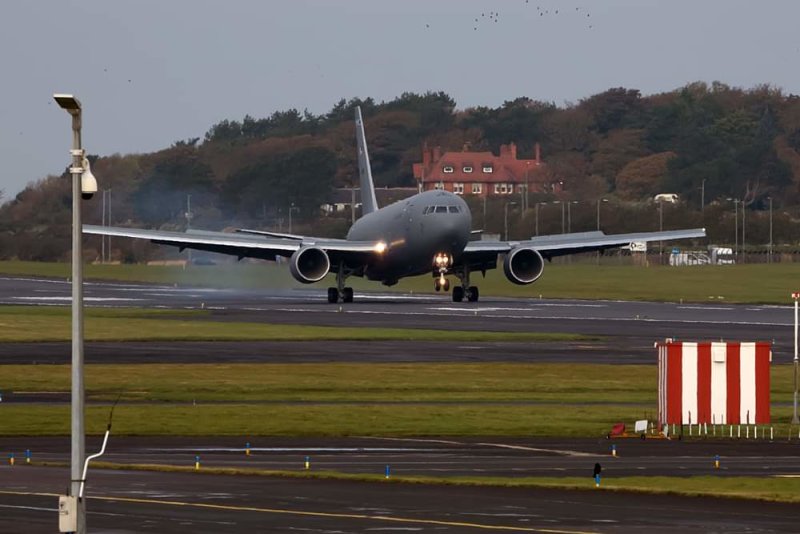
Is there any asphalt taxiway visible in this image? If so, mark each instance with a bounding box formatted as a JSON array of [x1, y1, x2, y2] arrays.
[[0, 275, 796, 364], [2, 463, 800, 533]]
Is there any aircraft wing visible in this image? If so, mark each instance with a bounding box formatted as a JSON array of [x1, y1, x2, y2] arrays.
[[461, 227, 706, 269], [83, 225, 384, 263]]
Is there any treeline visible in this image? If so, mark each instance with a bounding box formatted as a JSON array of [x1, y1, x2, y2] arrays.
[[3, 83, 800, 261]]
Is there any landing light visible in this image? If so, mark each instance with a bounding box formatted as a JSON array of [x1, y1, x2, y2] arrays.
[[374, 241, 387, 254]]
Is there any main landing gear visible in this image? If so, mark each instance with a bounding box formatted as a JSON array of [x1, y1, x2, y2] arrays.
[[328, 264, 354, 303], [452, 267, 479, 303]]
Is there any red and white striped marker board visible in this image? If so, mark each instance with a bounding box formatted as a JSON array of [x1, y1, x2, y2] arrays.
[[657, 341, 771, 425]]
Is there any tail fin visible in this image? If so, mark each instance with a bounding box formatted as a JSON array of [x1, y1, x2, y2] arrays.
[[355, 106, 378, 216]]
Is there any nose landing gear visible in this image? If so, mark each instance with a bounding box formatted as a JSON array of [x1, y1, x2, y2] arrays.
[[432, 253, 453, 293]]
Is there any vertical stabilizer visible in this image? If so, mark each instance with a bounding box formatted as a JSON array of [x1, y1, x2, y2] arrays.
[[355, 106, 379, 216]]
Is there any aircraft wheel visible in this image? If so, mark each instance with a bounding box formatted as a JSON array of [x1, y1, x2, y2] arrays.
[[443, 279, 450, 292], [452, 286, 464, 302], [467, 286, 479, 302], [342, 287, 354, 303], [434, 279, 441, 292], [327, 287, 339, 303]]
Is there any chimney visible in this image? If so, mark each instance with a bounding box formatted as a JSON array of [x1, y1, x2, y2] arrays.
[[433, 146, 442, 162], [499, 144, 509, 158], [422, 144, 431, 167], [509, 142, 517, 160], [534, 142, 541, 164]]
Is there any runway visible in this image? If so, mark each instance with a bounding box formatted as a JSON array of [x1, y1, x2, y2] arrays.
[[0, 275, 796, 364], [2, 436, 800, 479], [2, 461, 800, 532]]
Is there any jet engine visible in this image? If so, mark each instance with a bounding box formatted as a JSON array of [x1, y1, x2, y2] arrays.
[[289, 247, 330, 284], [503, 247, 545, 285]]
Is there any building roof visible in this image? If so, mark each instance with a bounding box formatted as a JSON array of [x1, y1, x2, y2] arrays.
[[413, 143, 543, 185]]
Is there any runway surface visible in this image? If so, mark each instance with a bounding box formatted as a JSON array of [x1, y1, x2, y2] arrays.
[[2, 461, 800, 533], [0, 275, 796, 364], [2, 436, 800, 479]]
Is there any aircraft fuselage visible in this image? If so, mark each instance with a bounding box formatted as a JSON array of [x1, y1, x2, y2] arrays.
[[346, 190, 471, 284]]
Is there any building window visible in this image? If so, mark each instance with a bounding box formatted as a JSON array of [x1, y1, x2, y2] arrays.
[[463, 166, 473, 173], [472, 183, 482, 194], [443, 166, 454, 173], [434, 182, 444, 190], [453, 182, 464, 195], [494, 184, 500, 194], [507, 184, 514, 194], [482, 165, 493, 173], [500, 184, 507, 194]]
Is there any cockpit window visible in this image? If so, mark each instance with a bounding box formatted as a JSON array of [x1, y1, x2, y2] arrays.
[[435, 206, 448, 213], [448, 206, 460, 213]]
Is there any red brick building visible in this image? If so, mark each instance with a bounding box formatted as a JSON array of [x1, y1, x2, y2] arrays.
[[412, 142, 547, 197]]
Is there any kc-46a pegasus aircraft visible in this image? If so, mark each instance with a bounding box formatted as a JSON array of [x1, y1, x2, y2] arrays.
[[84, 107, 705, 303]]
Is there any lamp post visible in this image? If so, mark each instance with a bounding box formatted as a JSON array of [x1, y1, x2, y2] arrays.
[[742, 201, 746, 264], [54, 93, 87, 534], [288, 203, 300, 234], [700, 179, 706, 215], [658, 199, 664, 258], [792, 292, 800, 425], [596, 198, 608, 264], [769, 197, 773, 264], [504, 201, 517, 241]]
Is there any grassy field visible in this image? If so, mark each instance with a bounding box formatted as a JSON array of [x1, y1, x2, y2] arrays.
[[0, 363, 795, 435], [2, 260, 799, 304], [0, 306, 588, 343]]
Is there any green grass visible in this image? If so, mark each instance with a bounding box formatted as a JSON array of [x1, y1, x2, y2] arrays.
[[3, 260, 800, 304], [0, 306, 589, 343], [1, 363, 793, 403], [0, 363, 796, 436]]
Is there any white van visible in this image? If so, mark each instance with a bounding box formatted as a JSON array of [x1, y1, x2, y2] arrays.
[[654, 193, 679, 203]]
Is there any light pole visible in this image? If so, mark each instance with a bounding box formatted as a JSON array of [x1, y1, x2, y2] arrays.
[[596, 198, 608, 264], [742, 201, 746, 264], [504, 201, 517, 241], [732, 198, 739, 258], [769, 197, 773, 264], [288, 203, 300, 234], [700, 178, 706, 215], [54, 93, 89, 534], [658, 200, 664, 258], [793, 292, 800, 425], [185, 194, 194, 264]]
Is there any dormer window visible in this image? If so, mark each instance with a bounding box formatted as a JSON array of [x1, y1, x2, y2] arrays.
[[462, 166, 473, 173], [482, 165, 493, 173], [443, 165, 454, 173]]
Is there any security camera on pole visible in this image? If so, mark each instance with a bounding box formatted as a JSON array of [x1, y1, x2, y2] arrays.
[[792, 292, 800, 425], [54, 93, 98, 534]]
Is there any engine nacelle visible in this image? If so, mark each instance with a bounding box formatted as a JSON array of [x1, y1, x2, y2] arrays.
[[289, 247, 330, 284], [503, 247, 545, 285]]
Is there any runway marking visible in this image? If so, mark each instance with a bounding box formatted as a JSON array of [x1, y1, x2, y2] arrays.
[[0, 490, 593, 533], [475, 443, 595, 458], [11, 296, 145, 302]]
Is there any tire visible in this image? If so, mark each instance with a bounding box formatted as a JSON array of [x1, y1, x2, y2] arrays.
[[467, 286, 479, 302], [327, 287, 339, 303], [443, 279, 450, 291], [342, 287, 354, 303], [434, 279, 441, 292], [452, 286, 464, 302]]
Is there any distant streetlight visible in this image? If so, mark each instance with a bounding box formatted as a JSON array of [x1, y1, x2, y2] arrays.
[[566, 200, 578, 233], [552, 200, 565, 234], [742, 201, 746, 264], [700, 178, 706, 215], [769, 197, 773, 264], [54, 92, 91, 534], [596, 198, 609, 265], [658, 199, 664, 258], [504, 201, 517, 241], [534, 202, 547, 237], [288, 203, 300, 234]]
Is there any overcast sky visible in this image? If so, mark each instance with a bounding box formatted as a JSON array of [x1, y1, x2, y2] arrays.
[[2, 0, 799, 197]]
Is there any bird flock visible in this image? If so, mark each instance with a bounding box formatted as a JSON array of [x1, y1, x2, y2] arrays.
[[425, 3, 594, 32]]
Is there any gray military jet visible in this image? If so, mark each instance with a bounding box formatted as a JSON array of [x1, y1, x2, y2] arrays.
[[84, 107, 705, 303]]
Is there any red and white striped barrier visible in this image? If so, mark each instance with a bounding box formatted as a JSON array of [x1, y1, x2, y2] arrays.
[[657, 341, 771, 426]]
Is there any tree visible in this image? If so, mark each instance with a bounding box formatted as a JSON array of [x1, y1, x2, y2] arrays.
[[616, 152, 676, 200]]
